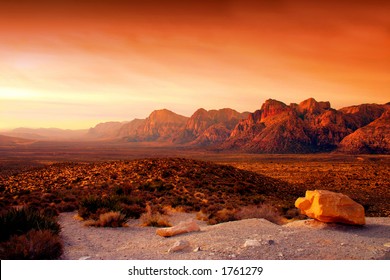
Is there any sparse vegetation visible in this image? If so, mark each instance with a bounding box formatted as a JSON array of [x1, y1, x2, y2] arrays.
[[78, 194, 145, 223], [0, 156, 389, 229], [85, 211, 128, 227], [234, 204, 287, 225], [0, 207, 61, 242], [0, 229, 63, 260], [140, 205, 172, 227], [0, 208, 63, 260]]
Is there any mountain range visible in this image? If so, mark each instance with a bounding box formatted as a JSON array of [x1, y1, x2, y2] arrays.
[[2, 98, 389, 154]]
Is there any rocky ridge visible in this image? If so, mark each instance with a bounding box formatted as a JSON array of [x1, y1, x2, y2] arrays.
[[5, 98, 389, 154]]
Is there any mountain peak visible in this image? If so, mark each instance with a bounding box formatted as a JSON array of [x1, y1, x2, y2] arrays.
[[260, 99, 288, 120], [298, 98, 330, 115], [148, 109, 188, 123]]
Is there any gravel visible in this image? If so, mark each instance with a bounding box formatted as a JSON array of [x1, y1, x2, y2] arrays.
[[59, 212, 390, 260]]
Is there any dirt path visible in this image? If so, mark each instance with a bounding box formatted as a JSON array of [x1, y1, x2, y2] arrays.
[[59, 212, 390, 260]]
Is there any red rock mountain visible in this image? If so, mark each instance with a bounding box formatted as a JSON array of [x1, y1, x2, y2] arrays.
[[338, 109, 390, 154], [172, 108, 248, 145], [8, 99, 388, 154], [126, 109, 188, 142], [117, 119, 145, 138], [88, 121, 127, 139], [224, 98, 389, 153]]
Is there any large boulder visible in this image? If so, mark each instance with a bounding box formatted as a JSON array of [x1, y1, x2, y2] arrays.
[[295, 190, 365, 225], [156, 220, 200, 237]]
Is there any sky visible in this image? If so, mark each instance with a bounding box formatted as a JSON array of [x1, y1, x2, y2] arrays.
[[0, 0, 389, 130]]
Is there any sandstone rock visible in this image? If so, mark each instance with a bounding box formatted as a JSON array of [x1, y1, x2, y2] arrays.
[[172, 108, 247, 145], [244, 239, 261, 247], [156, 220, 200, 237], [338, 110, 390, 154], [168, 240, 190, 253], [295, 190, 365, 225]]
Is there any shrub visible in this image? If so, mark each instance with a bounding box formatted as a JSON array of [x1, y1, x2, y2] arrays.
[[0, 230, 63, 260], [234, 204, 287, 225], [207, 208, 237, 225], [78, 195, 144, 220], [78, 196, 120, 220], [0, 207, 61, 242], [85, 211, 128, 227], [140, 205, 172, 227], [120, 204, 145, 219]]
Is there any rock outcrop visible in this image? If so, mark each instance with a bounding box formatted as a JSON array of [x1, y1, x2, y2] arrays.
[[156, 220, 201, 237], [338, 110, 390, 154], [224, 98, 388, 153], [127, 109, 188, 142], [88, 121, 126, 139], [172, 108, 248, 145], [295, 190, 366, 225], [117, 119, 145, 138]]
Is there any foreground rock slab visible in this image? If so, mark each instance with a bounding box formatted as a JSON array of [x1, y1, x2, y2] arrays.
[[156, 220, 201, 237], [295, 190, 365, 225]]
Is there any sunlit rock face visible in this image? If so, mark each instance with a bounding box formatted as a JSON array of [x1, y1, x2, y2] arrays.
[[295, 190, 365, 225]]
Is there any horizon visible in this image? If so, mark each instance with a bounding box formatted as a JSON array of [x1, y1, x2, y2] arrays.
[[1, 1, 390, 130]]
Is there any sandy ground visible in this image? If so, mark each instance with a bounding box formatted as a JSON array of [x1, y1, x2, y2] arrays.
[[58, 211, 390, 260]]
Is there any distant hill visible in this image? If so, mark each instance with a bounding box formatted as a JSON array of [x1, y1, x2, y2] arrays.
[[87, 121, 128, 139], [126, 109, 188, 142], [5, 98, 389, 154], [172, 108, 248, 145], [0, 134, 35, 146], [3, 127, 88, 141]]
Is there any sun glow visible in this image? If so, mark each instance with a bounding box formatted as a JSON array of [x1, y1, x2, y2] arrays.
[[0, 88, 43, 101]]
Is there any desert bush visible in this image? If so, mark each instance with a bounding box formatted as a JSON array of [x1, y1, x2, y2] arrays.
[[120, 204, 145, 219], [196, 210, 209, 221], [0, 229, 63, 260], [78, 195, 120, 220], [78, 194, 145, 220], [234, 204, 287, 225], [207, 208, 237, 225], [0, 207, 61, 242], [140, 205, 172, 227], [85, 211, 128, 227]]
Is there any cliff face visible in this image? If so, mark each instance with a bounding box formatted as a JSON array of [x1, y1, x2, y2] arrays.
[[172, 108, 248, 145], [338, 109, 390, 154], [224, 98, 389, 153], [127, 109, 188, 142], [88, 121, 126, 139], [59, 98, 390, 154]]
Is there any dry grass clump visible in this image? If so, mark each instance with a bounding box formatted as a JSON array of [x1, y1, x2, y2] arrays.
[[0, 207, 61, 242], [140, 205, 172, 227], [234, 204, 287, 225], [78, 194, 145, 222], [85, 211, 128, 227], [207, 208, 238, 225], [0, 208, 63, 259], [0, 229, 63, 260]]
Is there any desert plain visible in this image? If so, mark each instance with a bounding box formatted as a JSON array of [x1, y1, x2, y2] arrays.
[[0, 141, 389, 260]]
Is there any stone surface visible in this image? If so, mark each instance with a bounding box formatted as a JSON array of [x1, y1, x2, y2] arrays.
[[295, 190, 366, 225], [156, 220, 201, 237], [243, 239, 261, 247], [168, 240, 190, 253], [338, 110, 390, 154]]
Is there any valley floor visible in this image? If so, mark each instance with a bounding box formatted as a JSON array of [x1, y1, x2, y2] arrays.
[[59, 211, 390, 260]]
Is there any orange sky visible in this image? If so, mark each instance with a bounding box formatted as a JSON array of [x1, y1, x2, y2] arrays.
[[1, 0, 389, 130]]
